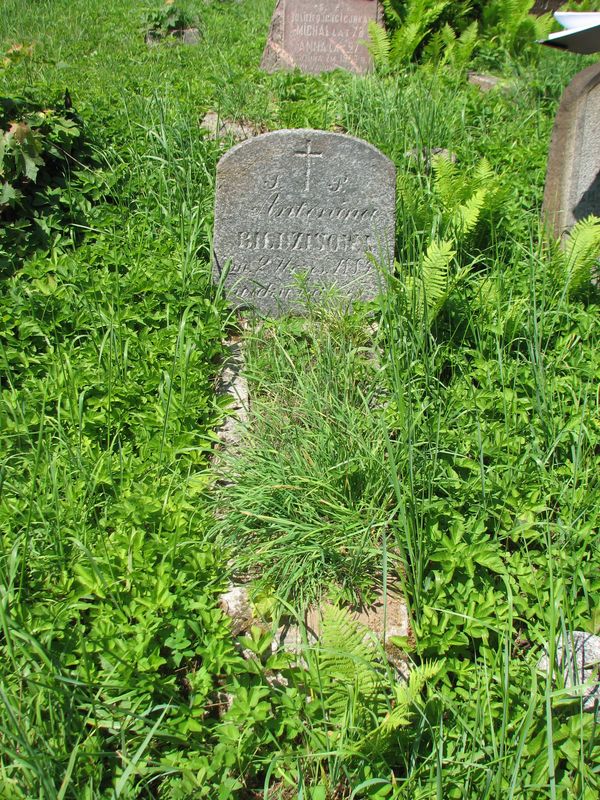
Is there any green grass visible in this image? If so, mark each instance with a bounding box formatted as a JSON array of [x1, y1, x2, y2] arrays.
[[213, 304, 390, 607], [1, 0, 599, 797]]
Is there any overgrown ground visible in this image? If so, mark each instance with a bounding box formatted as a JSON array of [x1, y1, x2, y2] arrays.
[[1, 0, 599, 798]]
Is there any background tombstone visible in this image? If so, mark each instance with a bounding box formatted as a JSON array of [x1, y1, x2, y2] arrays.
[[544, 62, 600, 237], [213, 129, 395, 315], [261, 0, 381, 75]]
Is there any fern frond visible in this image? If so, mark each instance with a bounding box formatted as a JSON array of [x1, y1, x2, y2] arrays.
[[356, 660, 441, 753], [405, 0, 450, 28], [402, 274, 423, 317], [423, 23, 455, 66], [390, 0, 450, 65], [421, 239, 455, 320], [431, 155, 460, 207], [366, 21, 391, 69], [562, 215, 600, 296], [534, 12, 554, 41], [384, 659, 441, 731], [390, 22, 426, 65], [317, 606, 381, 720], [455, 20, 479, 68], [451, 187, 487, 236], [381, 0, 402, 26], [473, 157, 494, 189]]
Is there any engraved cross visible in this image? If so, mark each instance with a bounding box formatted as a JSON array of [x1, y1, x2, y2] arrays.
[[294, 139, 323, 192]]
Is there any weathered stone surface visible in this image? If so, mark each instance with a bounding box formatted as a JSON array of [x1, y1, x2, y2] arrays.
[[261, 0, 381, 75], [213, 129, 395, 315], [215, 336, 249, 453], [218, 579, 411, 677], [200, 112, 262, 142], [468, 72, 502, 92], [219, 584, 254, 636], [538, 630, 600, 715], [146, 27, 201, 46], [544, 62, 600, 237], [181, 27, 201, 45], [531, 0, 563, 14]]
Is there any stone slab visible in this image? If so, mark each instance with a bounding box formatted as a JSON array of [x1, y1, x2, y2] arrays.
[[544, 62, 600, 237], [261, 0, 381, 75], [468, 72, 502, 92], [213, 129, 396, 315], [200, 112, 262, 142], [215, 336, 249, 454]]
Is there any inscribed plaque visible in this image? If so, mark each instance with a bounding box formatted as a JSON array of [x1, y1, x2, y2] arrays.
[[261, 0, 381, 75]]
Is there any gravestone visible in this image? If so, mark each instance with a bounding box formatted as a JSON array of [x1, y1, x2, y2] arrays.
[[213, 129, 395, 315], [544, 62, 600, 237], [261, 0, 381, 75]]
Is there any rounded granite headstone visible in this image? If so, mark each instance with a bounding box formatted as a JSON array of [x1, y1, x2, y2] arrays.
[[213, 129, 396, 315], [544, 62, 600, 237]]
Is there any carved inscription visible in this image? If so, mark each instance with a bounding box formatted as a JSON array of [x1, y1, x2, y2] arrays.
[[213, 129, 396, 315], [261, 0, 380, 75]]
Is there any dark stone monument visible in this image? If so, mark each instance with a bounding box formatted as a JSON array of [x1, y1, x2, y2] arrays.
[[213, 129, 396, 315], [531, 1, 563, 14], [261, 0, 381, 75], [544, 62, 600, 237]]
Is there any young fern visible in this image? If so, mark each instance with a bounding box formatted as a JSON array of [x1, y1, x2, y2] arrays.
[[451, 187, 489, 237], [368, 0, 451, 68], [392, 0, 450, 65], [423, 20, 479, 73], [312, 606, 440, 757], [366, 20, 391, 71], [481, 0, 554, 56], [561, 215, 600, 296], [403, 239, 467, 326], [316, 605, 381, 722], [432, 155, 502, 240], [380, 0, 402, 27], [356, 660, 440, 754]]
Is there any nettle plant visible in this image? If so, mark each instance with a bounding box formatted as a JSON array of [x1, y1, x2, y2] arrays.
[[0, 104, 80, 204], [143, 2, 198, 37], [0, 93, 94, 273]]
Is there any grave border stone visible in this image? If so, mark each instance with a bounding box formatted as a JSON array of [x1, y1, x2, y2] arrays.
[[543, 61, 600, 237], [261, 0, 383, 75]]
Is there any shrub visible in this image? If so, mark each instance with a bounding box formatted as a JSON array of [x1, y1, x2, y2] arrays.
[[0, 93, 96, 275], [142, 2, 198, 37]]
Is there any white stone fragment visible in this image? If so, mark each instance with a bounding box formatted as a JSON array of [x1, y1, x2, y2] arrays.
[[538, 630, 600, 714]]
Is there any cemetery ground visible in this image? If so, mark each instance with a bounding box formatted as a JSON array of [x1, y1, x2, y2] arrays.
[[1, 0, 599, 798]]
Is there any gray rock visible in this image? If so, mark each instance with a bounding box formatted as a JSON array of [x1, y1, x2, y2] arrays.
[[468, 72, 502, 92], [538, 630, 600, 714], [405, 147, 457, 171], [219, 584, 254, 635], [261, 0, 382, 75], [543, 62, 600, 237], [145, 27, 201, 46], [200, 112, 261, 142], [213, 129, 396, 316], [215, 336, 249, 453], [181, 27, 201, 45]]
